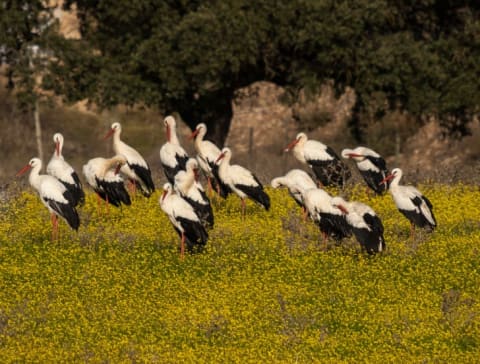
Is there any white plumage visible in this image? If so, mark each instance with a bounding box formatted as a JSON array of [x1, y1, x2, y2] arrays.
[[331, 196, 385, 254], [174, 158, 214, 228], [83, 155, 131, 207], [271, 169, 316, 216], [216, 147, 270, 215], [46, 133, 85, 206], [381, 168, 436, 237], [17, 158, 80, 236], [104, 122, 155, 197], [285, 132, 350, 187], [159, 183, 208, 257], [341, 146, 389, 195], [190, 123, 230, 198], [159, 116, 189, 184]]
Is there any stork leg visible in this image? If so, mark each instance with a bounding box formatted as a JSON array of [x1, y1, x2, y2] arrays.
[[410, 222, 416, 241], [241, 198, 246, 218], [302, 206, 308, 221], [207, 176, 213, 198], [180, 233, 186, 259], [322, 231, 328, 250], [128, 179, 137, 196], [51, 213, 59, 241]]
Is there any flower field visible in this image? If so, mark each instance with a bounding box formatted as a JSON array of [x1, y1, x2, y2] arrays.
[[0, 184, 479, 363]]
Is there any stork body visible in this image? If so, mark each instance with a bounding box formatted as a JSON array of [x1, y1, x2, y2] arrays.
[[159, 116, 189, 184], [83, 155, 131, 207], [104, 122, 155, 197], [46, 133, 85, 206], [160, 183, 208, 258], [381, 168, 436, 237], [331, 196, 385, 254], [297, 187, 351, 245], [216, 147, 270, 215], [174, 158, 214, 229], [285, 132, 350, 188], [341, 146, 389, 195], [190, 123, 230, 198], [17, 158, 80, 237], [271, 169, 316, 217]]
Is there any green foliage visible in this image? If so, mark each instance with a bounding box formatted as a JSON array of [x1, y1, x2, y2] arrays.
[[0, 184, 479, 361]]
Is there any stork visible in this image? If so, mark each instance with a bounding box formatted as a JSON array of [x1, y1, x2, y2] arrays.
[[104, 122, 155, 197], [296, 186, 351, 247], [159, 116, 189, 184], [271, 169, 316, 219], [190, 123, 231, 198], [17, 158, 80, 239], [215, 147, 270, 216], [159, 183, 208, 258], [341, 146, 389, 195], [381, 168, 436, 238], [331, 196, 385, 254], [83, 155, 131, 207], [46, 133, 85, 206], [284, 132, 351, 188], [174, 158, 214, 229]]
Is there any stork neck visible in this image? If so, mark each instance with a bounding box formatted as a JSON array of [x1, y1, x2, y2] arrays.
[[169, 125, 180, 145], [112, 129, 122, 151], [28, 163, 43, 191]]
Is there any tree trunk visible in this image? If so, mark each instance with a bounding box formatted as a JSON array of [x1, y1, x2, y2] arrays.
[[34, 99, 44, 162], [179, 90, 234, 147]]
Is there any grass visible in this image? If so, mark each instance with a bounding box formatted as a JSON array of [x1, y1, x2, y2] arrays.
[[0, 184, 479, 363]]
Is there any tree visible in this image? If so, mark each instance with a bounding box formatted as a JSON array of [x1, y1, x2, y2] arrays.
[[46, 1, 480, 145], [0, 0, 59, 160]]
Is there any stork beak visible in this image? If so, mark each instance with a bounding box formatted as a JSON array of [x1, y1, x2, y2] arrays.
[[16, 164, 32, 177], [166, 125, 171, 142], [215, 152, 225, 164], [104, 128, 115, 140], [347, 153, 362, 158], [114, 163, 122, 175], [193, 168, 200, 181], [379, 174, 394, 185], [161, 189, 168, 202], [189, 128, 199, 140], [55, 141, 60, 156], [284, 138, 299, 152], [336, 204, 349, 214]]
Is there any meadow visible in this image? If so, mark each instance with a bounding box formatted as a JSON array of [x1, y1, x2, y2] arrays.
[[0, 183, 479, 363]]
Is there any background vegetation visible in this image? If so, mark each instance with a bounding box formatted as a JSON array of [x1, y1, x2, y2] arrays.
[[0, 184, 479, 362]]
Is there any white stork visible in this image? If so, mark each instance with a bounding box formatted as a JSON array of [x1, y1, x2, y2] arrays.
[[46, 133, 85, 206], [296, 186, 351, 247], [341, 146, 389, 195], [271, 169, 316, 219], [17, 158, 80, 239], [284, 132, 351, 188], [104, 122, 155, 197], [174, 158, 214, 229], [159, 183, 208, 258], [215, 147, 270, 216], [331, 196, 385, 254], [381, 168, 437, 238], [190, 123, 231, 198], [159, 116, 189, 184], [83, 155, 131, 207]]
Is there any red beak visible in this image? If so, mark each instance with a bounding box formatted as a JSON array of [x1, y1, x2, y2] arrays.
[[166, 125, 171, 142], [193, 168, 200, 181], [16, 164, 32, 177], [347, 153, 362, 158], [189, 128, 199, 140], [55, 141, 60, 156], [114, 163, 122, 175], [104, 128, 115, 140], [215, 152, 225, 164], [337, 204, 349, 214], [379, 174, 394, 185], [284, 138, 299, 152], [161, 189, 168, 202]]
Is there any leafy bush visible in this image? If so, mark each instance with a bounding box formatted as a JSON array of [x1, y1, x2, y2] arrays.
[[0, 184, 479, 362]]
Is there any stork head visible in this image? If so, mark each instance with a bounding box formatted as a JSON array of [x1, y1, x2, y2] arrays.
[[53, 133, 64, 156], [104, 122, 121, 140], [16, 158, 41, 177], [112, 155, 127, 175], [164, 116, 176, 142], [186, 158, 200, 180], [160, 183, 172, 202], [271, 177, 284, 189], [215, 147, 231, 164], [379, 168, 401, 186], [189, 123, 206, 140], [331, 196, 349, 214], [284, 132, 307, 152]]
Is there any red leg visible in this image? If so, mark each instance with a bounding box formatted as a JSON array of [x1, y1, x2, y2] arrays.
[[207, 177, 213, 197], [180, 233, 185, 259], [322, 231, 328, 250], [302, 206, 308, 221], [241, 198, 246, 218]]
